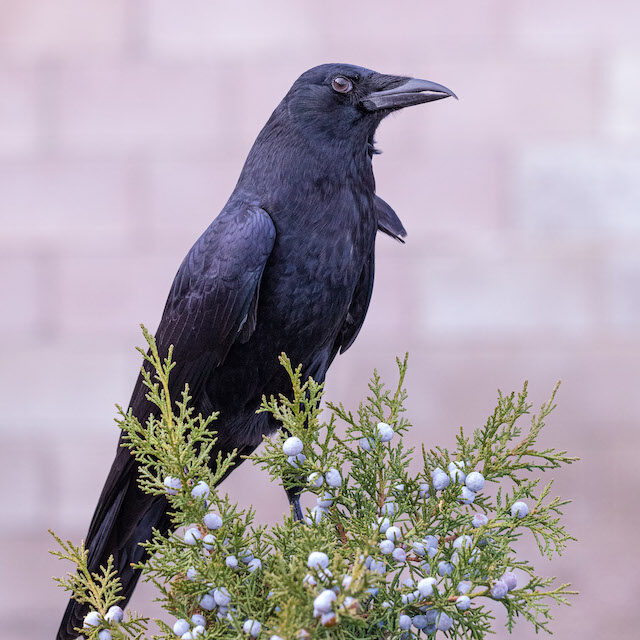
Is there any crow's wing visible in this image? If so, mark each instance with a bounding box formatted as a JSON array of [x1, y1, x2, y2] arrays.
[[375, 195, 407, 243], [86, 203, 276, 562], [164, 205, 276, 352], [338, 249, 375, 354], [150, 204, 276, 401]]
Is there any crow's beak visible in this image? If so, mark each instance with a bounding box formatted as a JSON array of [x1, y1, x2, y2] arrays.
[[362, 77, 457, 112]]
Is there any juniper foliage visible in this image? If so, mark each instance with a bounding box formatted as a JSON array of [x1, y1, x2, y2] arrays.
[[52, 328, 577, 639]]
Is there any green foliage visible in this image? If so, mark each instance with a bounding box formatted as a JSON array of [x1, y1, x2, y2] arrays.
[[49, 532, 148, 639], [52, 328, 577, 639]]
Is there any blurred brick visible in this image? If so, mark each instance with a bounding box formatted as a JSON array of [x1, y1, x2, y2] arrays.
[[0, 0, 127, 60], [513, 0, 640, 51], [0, 340, 134, 433], [147, 156, 242, 238], [516, 145, 640, 234], [0, 159, 131, 248], [0, 253, 41, 337], [605, 51, 640, 140], [50, 433, 117, 531], [55, 63, 230, 153], [420, 52, 597, 147], [604, 249, 640, 331], [384, 339, 640, 445], [55, 248, 176, 339], [144, 1, 320, 59], [318, 0, 510, 55], [403, 344, 543, 448], [374, 144, 506, 235], [524, 342, 640, 428], [0, 66, 39, 155], [0, 533, 70, 638], [0, 440, 52, 533], [417, 238, 600, 336]]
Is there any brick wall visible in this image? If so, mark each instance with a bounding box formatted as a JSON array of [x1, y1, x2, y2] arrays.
[[1, 1, 638, 637]]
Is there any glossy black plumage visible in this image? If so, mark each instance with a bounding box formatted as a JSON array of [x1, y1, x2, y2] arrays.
[[56, 63, 454, 639]]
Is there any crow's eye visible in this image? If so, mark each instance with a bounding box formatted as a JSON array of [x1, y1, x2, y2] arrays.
[[331, 76, 353, 94]]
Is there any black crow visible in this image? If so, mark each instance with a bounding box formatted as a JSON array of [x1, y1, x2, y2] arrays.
[[57, 63, 455, 639]]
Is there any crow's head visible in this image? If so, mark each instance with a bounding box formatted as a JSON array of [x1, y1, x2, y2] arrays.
[[285, 63, 456, 146]]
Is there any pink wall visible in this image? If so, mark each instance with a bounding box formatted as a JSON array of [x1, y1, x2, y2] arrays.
[[1, 1, 638, 637]]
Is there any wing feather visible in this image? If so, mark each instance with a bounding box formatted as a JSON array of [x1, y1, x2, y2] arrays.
[[375, 195, 407, 242], [152, 205, 276, 402]]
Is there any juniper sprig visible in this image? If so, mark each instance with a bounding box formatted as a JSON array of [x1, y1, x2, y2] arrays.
[[52, 329, 576, 639], [49, 531, 148, 639]]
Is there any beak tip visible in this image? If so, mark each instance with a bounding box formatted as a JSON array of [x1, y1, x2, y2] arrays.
[[436, 85, 458, 101], [365, 77, 458, 111]]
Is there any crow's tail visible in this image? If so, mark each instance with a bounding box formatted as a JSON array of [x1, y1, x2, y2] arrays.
[[55, 445, 170, 640]]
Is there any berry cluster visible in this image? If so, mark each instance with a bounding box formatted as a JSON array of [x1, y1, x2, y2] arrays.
[[80, 606, 123, 640], [305, 552, 359, 628], [171, 614, 207, 639]]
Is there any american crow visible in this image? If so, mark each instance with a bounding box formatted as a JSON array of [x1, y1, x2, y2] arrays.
[[57, 63, 455, 639]]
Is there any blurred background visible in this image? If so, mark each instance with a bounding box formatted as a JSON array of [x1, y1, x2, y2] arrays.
[[1, 1, 638, 638]]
